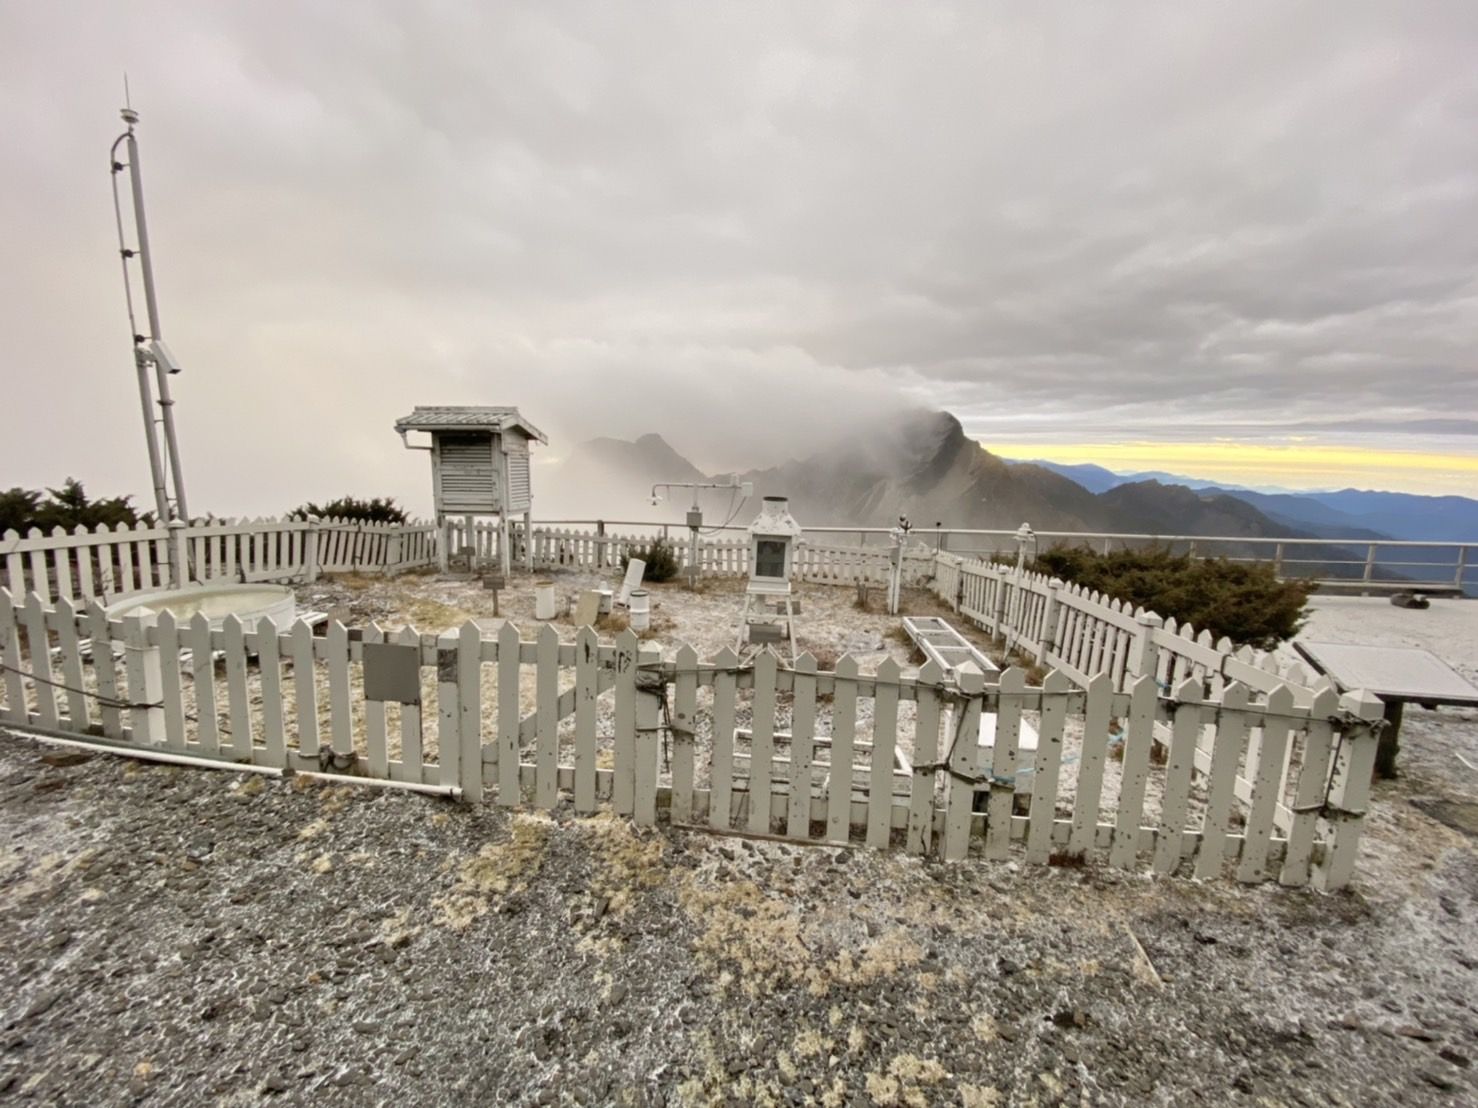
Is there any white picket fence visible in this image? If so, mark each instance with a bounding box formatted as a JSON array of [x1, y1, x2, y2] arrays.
[[0, 583, 1381, 887], [929, 555, 1394, 845], [0, 518, 440, 606], [448, 520, 937, 586], [1, 517, 941, 609], [932, 554, 1333, 701]]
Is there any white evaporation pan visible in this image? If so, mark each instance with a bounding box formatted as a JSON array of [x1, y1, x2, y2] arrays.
[[105, 583, 296, 631]]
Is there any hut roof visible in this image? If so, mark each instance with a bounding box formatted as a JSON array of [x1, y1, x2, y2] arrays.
[[393, 406, 548, 444]]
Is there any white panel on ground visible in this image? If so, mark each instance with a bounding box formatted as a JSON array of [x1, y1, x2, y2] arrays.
[[1295, 640, 1478, 704]]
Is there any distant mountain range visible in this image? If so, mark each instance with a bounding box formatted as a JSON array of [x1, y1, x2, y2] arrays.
[[1018, 462, 1308, 497], [548, 410, 1324, 539], [1028, 462, 1478, 543], [544, 414, 1473, 596]]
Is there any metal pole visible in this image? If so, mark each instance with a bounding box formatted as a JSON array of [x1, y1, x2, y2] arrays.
[[124, 130, 162, 341], [131, 347, 171, 526], [123, 124, 190, 526], [153, 355, 190, 524], [112, 120, 172, 531]]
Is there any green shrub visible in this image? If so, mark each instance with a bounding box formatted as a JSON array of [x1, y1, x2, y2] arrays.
[[1033, 545, 1313, 649], [289, 496, 408, 524], [0, 479, 148, 534], [621, 538, 681, 583]]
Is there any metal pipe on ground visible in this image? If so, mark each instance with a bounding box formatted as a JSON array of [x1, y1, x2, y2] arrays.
[[0, 725, 461, 799]]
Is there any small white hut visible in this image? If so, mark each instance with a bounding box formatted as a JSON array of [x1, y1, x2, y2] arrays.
[[394, 406, 548, 574]]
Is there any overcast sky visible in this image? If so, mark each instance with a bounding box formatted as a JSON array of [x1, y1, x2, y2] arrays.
[[2, 1, 1475, 517]]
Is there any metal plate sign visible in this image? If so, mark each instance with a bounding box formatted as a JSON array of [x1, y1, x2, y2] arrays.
[[363, 642, 422, 704]]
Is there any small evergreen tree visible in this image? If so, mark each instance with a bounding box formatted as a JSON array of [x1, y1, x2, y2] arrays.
[[621, 538, 681, 583], [289, 496, 408, 524], [0, 479, 147, 534], [1033, 545, 1313, 649]]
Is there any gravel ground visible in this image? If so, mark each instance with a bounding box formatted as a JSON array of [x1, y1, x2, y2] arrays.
[[0, 725, 1474, 1106]]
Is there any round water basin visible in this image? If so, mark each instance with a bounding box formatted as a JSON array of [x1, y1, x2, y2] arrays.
[[105, 583, 296, 631]]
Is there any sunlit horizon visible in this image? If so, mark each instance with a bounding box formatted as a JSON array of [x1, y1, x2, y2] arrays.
[[986, 441, 1478, 497]]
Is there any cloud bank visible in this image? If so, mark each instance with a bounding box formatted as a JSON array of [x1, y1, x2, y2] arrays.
[[1, 2, 1474, 513]]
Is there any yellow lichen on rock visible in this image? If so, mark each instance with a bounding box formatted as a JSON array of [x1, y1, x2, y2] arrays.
[[958, 1085, 1001, 1108], [819, 1077, 849, 1108], [433, 813, 551, 930], [678, 877, 827, 998], [379, 906, 420, 948], [865, 1071, 901, 1106], [887, 1054, 949, 1084], [865, 1055, 949, 1107], [318, 784, 355, 817], [828, 928, 925, 987], [794, 1027, 833, 1059], [578, 814, 667, 919]]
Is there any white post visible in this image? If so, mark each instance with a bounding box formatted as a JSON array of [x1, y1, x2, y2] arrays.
[[887, 530, 904, 616], [1313, 689, 1384, 891], [688, 517, 701, 589], [634, 644, 663, 826], [122, 614, 164, 746], [523, 509, 534, 572], [1127, 611, 1163, 691], [306, 519, 322, 582], [499, 516, 511, 578], [1036, 577, 1063, 665], [991, 565, 1009, 639]]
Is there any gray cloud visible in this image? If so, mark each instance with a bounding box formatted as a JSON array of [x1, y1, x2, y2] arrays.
[[1, 1, 1474, 515]]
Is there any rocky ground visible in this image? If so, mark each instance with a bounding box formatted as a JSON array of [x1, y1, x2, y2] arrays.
[[0, 727, 1474, 1107]]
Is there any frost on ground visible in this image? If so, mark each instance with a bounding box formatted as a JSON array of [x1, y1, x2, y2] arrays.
[[0, 588, 1475, 1105], [0, 738, 1474, 1106]]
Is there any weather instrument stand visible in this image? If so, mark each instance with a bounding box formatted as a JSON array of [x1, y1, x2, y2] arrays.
[[737, 579, 798, 664], [735, 496, 805, 663], [650, 477, 752, 587], [110, 97, 192, 585]]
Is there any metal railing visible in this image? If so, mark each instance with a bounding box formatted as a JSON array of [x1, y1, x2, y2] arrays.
[[529, 519, 1476, 592]]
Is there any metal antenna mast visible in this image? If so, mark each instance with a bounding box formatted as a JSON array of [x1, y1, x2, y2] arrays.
[[110, 93, 191, 583]]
